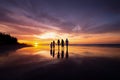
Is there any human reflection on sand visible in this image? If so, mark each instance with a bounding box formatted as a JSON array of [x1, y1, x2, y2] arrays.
[[0, 45, 120, 68], [50, 46, 69, 59]]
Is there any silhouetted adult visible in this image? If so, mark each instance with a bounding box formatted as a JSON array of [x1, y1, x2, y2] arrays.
[[61, 39, 64, 48], [66, 38, 69, 46], [57, 39, 60, 50], [57, 39, 60, 59], [66, 38, 69, 50], [57, 39, 60, 46]]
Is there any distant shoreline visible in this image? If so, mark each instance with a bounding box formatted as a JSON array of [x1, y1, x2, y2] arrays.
[[69, 44, 120, 48], [40, 44, 120, 48], [0, 43, 32, 54]]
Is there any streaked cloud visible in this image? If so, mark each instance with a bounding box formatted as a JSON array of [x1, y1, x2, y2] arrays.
[[0, 0, 120, 44]]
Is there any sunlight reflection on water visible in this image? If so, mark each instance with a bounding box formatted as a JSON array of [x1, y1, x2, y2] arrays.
[[0, 45, 120, 67], [15, 45, 120, 59]]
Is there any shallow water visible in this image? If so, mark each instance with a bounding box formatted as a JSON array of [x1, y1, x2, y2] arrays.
[[0, 45, 120, 66], [0, 45, 120, 80]]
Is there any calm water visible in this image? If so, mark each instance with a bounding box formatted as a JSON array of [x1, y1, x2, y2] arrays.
[[0, 45, 120, 80], [0, 45, 120, 66]]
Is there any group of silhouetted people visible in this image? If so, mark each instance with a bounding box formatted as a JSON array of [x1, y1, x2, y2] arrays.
[[50, 38, 69, 49], [50, 38, 69, 59]]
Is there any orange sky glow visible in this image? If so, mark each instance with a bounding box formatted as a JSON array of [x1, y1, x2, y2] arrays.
[[17, 32, 120, 45], [0, 0, 120, 45], [0, 23, 120, 45]]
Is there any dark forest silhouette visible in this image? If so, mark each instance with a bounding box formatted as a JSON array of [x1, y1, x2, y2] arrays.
[[0, 32, 18, 45], [0, 32, 31, 54]]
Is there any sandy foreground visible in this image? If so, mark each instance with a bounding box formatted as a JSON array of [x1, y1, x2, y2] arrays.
[[0, 46, 120, 80]]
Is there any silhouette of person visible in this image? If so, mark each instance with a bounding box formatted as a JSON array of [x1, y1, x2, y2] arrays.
[[57, 40, 60, 59], [50, 42, 53, 49], [53, 41, 55, 49], [61, 49, 64, 59], [66, 38, 69, 51], [57, 39, 60, 46], [61, 39, 64, 48], [57, 39, 60, 50]]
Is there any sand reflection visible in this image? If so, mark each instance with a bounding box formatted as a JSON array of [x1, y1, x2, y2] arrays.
[[0, 45, 120, 67]]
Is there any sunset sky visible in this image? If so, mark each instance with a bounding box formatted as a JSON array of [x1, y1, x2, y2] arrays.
[[0, 0, 120, 45]]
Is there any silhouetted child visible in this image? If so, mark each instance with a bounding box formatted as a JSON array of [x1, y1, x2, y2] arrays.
[[53, 41, 55, 48], [50, 42, 53, 49]]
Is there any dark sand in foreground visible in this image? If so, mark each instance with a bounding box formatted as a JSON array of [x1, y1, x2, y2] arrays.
[[0, 46, 120, 80]]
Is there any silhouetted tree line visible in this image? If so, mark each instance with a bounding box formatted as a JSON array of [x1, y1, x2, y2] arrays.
[[0, 32, 18, 45]]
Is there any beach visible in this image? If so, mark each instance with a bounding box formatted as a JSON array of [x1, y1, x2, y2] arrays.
[[0, 45, 120, 80]]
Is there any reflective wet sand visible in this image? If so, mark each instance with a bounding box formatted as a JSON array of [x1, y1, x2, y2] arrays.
[[0, 45, 120, 80]]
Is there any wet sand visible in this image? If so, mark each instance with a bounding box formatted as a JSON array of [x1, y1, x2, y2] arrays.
[[0, 46, 120, 80], [0, 44, 32, 54]]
